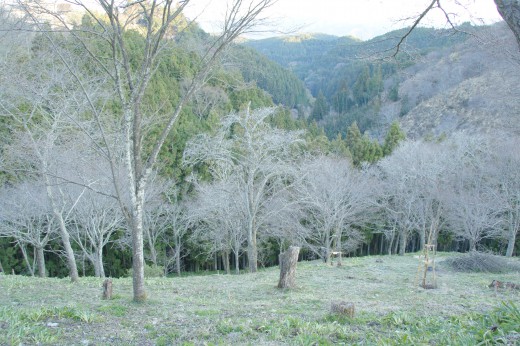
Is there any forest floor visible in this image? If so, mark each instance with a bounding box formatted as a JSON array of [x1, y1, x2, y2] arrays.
[[1, 252, 520, 345]]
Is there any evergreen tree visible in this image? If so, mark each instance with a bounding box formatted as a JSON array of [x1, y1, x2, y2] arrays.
[[353, 66, 371, 106], [310, 91, 328, 122], [332, 81, 352, 114], [383, 121, 406, 156], [346, 122, 364, 165], [330, 133, 352, 159]]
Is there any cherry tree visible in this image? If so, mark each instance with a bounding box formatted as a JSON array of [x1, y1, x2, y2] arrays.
[[377, 140, 450, 254], [295, 156, 377, 264], [0, 181, 58, 277], [442, 134, 504, 251], [189, 176, 247, 274], [492, 137, 520, 256], [70, 191, 123, 278], [184, 106, 303, 272]]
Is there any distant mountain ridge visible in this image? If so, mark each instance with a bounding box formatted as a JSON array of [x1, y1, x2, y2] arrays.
[[243, 23, 520, 139]]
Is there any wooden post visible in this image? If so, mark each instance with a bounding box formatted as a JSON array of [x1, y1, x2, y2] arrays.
[[277, 246, 300, 289], [102, 279, 113, 300]]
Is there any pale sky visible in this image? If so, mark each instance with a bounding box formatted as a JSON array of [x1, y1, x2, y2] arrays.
[[183, 0, 503, 40]]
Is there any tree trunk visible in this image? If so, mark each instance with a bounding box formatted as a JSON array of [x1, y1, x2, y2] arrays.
[[247, 226, 258, 273], [419, 229, 425, 252], [495, 0, 520, 50], [234, 250, 240, 275], [469, 239, 477, 252], [19, 244, 35, 276], [392, 233, 399, 255], [222, 250, 230, 275], [55, 213, 79, 282], [97, 246, 105, 278], [0, 258, 4, 273], [175, 244, 181, 276], [336, 234, 343, 266], [35, 246, 46, 278], [278, 246, 300, 289], [145, 228, 157, 266], [130, 200, 146, 302], [505, 215, 517, 257], [506, 230, 516, 257], [398, 231, 407, 256], [45, 181, 79, 282]]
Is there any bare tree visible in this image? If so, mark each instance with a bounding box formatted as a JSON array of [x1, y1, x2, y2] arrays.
[[189, 176, 247, 274], [70, 191, 123, 278], [162, 195, 191, 276], [0, 181, 58, 277], [377, 140, 450, 254], [184, 106, 303, 272], [396, 0, 520, 55], [492, 137, 520, 256], [0, 37, 98, 281], [439, 134, 502, 251], [8, 0, 277, 301], [295, 156, 376, 264]]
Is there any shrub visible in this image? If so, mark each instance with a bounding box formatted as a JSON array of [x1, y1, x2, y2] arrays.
[[443, 251, 520, 273]]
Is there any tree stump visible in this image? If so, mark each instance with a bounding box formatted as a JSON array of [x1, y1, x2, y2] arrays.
[[102, 279, 113, 300], [331, 301, 355, 318], [277, 246, 300, 289]]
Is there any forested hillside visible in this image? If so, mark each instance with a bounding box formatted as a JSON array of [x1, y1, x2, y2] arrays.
[[245, 23, 520, 140]]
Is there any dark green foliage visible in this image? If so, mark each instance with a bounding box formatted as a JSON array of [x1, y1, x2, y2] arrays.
[[0, 238, 21, 274], [345, 122, 382, 166], [310, 91, 328, 122], [231, 45, 310, 108], [443, 251, 520, 273], [388, 82, 400, 102], [331, 81, 353, 114], [383, 121, 406, 156]]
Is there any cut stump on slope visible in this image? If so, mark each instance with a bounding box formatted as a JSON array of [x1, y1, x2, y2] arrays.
[[102, 279, 113, 300]]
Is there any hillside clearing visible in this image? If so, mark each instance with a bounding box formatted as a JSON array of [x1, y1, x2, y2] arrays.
[[1, 253, 519, 345]]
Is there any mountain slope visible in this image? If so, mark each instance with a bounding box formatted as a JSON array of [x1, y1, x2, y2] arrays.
[[390, 24, 520, 138], [245, 23, 520, 139]]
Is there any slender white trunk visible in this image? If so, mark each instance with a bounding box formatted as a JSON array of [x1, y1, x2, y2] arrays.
[[19, 244, 35, 276], [247, 218, 258, 272], [35, 246, 46, 277], [131, 196, 146, 301], [398, 230, 407, 256], [46, 183, 79, 282], [505, 212, 518, 257], [97, 245, 105, 278], [145, 228, 158, 266]]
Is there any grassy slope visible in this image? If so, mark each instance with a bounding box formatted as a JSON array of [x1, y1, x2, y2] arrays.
[[1, 253, 519, 345]]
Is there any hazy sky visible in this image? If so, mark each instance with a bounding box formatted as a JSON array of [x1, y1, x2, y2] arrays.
[[183, 0, 503, 40]]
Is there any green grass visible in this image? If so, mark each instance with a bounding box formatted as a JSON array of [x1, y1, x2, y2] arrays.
[[1, 253, 519, 345]]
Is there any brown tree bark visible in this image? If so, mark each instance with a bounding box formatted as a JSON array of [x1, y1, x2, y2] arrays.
[[277, 246, 300, 289]]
